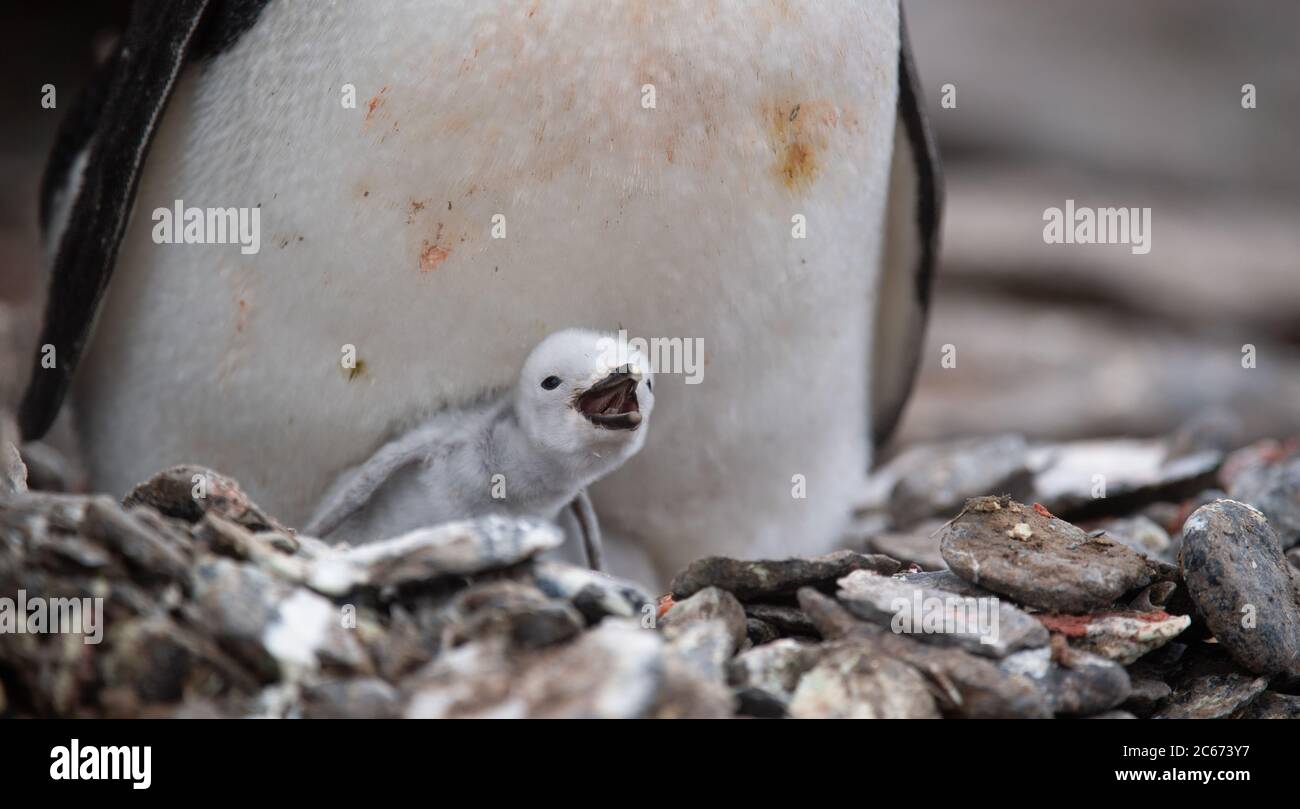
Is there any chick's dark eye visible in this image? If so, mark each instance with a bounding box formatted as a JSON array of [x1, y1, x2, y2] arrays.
[[541, 376, 562, 390], [647, 379, 652, 392]]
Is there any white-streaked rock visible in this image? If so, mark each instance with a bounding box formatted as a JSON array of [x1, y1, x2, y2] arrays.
[[307, 515, 563, 595]]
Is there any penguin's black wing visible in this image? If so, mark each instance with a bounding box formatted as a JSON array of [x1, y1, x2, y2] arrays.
[[19, 0, 271, 440], [19, 0, 211, 439], [870, 7, 942, 451]]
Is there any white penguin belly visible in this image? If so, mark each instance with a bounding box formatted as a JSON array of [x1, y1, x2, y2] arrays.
[[75, 0, 900, 579]]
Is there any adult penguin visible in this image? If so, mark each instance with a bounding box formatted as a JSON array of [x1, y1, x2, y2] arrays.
[[22, 0, 940, 584]]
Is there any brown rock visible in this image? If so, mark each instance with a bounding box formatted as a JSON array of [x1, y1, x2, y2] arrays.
[[123, 465, 287, 533], [939, 496, 1163, 611]]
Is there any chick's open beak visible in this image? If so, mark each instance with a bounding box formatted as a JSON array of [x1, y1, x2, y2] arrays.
[[574, 366, 642, 430]]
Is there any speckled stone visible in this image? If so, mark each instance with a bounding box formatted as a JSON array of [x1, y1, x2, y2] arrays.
[[1179, 499, 1300, 675]]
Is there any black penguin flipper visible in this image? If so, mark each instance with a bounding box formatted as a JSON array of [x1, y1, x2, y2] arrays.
[[870, 6, 943, 451], [19, 0, 214, 440]]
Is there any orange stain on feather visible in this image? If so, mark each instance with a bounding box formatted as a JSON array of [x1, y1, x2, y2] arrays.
[[419, 242, 450, 272], [764, 98, 850, 193], [365, 86, 389, 122]]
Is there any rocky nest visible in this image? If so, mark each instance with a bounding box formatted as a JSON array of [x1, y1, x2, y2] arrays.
[[2, 422, 1299, 718]]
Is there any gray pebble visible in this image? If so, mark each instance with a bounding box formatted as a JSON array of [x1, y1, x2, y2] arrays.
[[835, 569, 1048, 658]]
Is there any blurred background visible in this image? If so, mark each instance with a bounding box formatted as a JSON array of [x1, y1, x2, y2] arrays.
[[896, 0, 1300, 448], [2, 1, 1298, 456]]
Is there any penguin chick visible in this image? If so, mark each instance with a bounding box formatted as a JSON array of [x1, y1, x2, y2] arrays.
[[304, 329, 654, 565]]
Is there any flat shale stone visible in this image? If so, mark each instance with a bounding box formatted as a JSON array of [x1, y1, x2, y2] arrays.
[[307, 516, 563, 595], [1179, 499, 1300, 675], [1030, 439, 1221, 519], [671, 550, 900, 601], [81, 496, 192, 584], [788, 641, 941, 719], [798, 588, 1050, 718], [194, 513, 311, 585], [939, 496, 1163, 612], [1153, 671, 1269, 719], [898, 569, 999, 599], [0, 490, 87, 536], [404, 619, 666, 719], [885, 434, 1035, 528], [835, 569, 1048, 658], [1235, 691, 1300, 719], [100, 613, 261, 702], [999, 643, 1131, 716], [191, 558, 371, 681], [1036, 610, 1190, 665]]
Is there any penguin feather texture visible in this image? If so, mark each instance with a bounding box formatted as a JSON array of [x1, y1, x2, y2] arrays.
[[306, 329, 653, 549]]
